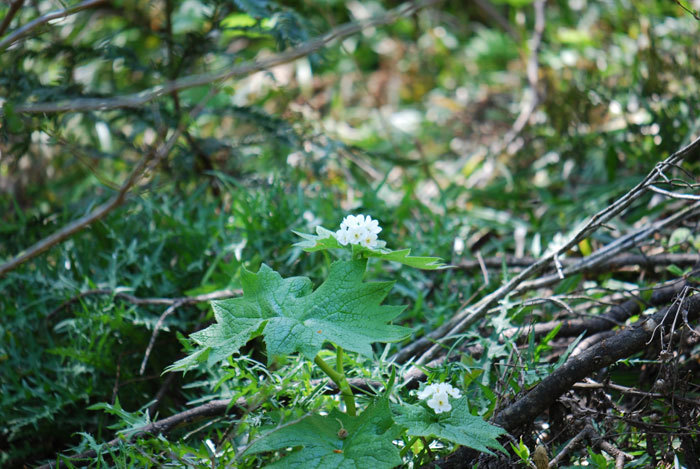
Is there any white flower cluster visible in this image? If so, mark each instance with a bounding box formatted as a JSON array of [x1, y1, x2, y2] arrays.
[[335, 214, 382, 248], [417, 382, 462, 414]]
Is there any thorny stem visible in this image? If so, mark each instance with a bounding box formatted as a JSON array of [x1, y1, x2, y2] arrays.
[[314, 352, 357, 416]]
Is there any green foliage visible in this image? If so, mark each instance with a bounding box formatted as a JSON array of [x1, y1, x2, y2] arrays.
[[245, 397, 402, 468], [393, 399, 505, 456], [3, 0, 700, 466], [170, 259, 409, 370]]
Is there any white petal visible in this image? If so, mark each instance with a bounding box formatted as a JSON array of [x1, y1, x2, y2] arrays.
[[340, 215, 355, 231], [417, 383, 437, 400], [335, 229, 349, 245], [427, 391, 451, 413], [361, 231, 377, 248]]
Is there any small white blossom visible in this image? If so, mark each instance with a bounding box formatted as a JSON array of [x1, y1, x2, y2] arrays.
[[427, 391, 452, 414], [417, 383, 439, 400], [417, 382, 461, 414], [436, 382, 462, 398], [359, 231, 378, 248], [335, 229, 350, 246], [334, 214, 382, 248]]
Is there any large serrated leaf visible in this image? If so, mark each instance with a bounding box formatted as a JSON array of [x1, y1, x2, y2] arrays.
[[294, 226, 448, 270], [168, 259, 410, 371], [244, 397, 402, 469], [392, 398, 506, 455]]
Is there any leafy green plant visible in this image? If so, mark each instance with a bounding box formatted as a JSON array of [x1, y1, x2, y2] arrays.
[[170, 214, 504, 466]]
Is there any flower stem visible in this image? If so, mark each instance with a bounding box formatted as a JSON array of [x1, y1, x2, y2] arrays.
[[336, 346, 344, 374], [400, 436, 420, 457], [314, 352, 356, 416]]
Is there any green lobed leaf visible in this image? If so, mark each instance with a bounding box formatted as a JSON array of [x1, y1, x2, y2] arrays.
[[244, 397, 402, 469], [168, 259, 410, 371], [392, 399, 506, 455], [294, 226, 448, 270]]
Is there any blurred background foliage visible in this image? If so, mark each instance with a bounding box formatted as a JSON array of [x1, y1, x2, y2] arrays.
[[1, 0, 699, 466]]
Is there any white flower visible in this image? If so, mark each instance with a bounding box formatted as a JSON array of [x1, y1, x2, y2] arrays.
[[436, 382, 462, 398], [417, 382, 461, 414], [364, 217, 382, 235], [359, 231, 378, 248], [427, 391, 452, 414], [335, 229, 350, 246], [340, 215, 357, 231], [334, 214, 382, 248], [417, 383, 439, 400]]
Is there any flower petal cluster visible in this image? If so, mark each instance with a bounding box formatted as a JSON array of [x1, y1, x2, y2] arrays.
[[335, 214, 382, 248], [417, 382, 462, 414]]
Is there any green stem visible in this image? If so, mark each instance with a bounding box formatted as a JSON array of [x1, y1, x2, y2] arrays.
[[314, 353, 356, 416], [400, 436, 420, 457], [336, 346, 344, 374]]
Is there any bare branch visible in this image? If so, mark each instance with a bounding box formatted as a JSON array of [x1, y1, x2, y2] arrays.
[[0, 0, 24, 38], [139, 300, 185, 375], [647, 184, 700, 200], [0, 0, 107, 52], [9, 0, 443, 115], [455, 253, 700, 271]]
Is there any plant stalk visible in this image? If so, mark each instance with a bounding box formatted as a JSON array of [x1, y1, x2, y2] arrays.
[[314, 353, 356, 416], [400, 436, 420, 457]]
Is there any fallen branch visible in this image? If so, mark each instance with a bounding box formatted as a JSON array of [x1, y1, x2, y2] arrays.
[[431, 288, 699, 468], [573, 377, 700, 407], [494, 288, 700, 431], [394, 136, 700, 366]]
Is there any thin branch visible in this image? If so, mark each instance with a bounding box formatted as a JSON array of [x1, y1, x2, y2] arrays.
[[672, 0, 700, 21], [515, 203, 700, 293], [455, 253, 700, 271], [393, 135, 700, 365], [573, 378, 700, 407], [36, 398, 245, 469], [0, 0, 107, 52], [0, 0, 24, 38], [0, 87, 220, 277], [139, 300, 186, 375], [548, 424, 595, 467], [647, 184, 700, 200], [9, 0, 443, 115]]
